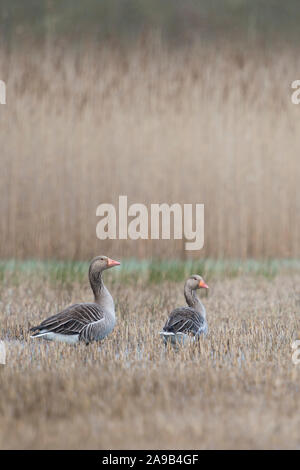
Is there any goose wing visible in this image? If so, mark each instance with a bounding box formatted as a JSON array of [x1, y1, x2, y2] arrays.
[[163, 307, 206, 336], [30, 303, 105, 336]]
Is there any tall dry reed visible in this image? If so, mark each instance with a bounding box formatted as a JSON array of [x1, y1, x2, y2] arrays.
[[0, 40, 299, 259]]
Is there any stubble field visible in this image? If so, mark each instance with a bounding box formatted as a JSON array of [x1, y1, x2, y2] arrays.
[[0, 261, 299, 449]]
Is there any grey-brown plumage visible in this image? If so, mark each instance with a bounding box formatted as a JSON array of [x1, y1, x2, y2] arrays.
[[160, 275, 209, 345], [30, 256, 120, 345]]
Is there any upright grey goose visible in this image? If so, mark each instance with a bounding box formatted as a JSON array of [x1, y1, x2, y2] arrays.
[[30, 256, 120, 345], [160, 275, 209, 345]]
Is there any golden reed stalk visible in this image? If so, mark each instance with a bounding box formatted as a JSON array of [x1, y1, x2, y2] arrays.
[[0, 40, 299, 260]]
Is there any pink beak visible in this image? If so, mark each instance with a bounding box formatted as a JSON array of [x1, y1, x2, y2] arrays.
[[107, 257, 121, 267], [199, 280, 209, 289]]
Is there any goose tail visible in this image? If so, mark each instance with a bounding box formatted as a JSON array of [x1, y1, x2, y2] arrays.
[[29, 326, 47, 339]]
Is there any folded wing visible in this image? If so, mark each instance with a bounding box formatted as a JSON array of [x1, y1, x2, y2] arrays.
[[163, 307, 207, 336], [30, 303, 105, 336]]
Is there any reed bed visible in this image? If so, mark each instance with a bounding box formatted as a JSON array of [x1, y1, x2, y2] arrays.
[[0, 41, 300, 259], [0, 262, 299, 449]]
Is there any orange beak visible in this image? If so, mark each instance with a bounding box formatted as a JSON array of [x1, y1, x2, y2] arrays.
[[107, 257, 121, 267], [199, 280, 209, 289]]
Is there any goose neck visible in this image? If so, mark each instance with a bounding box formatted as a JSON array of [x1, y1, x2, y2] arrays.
[[89, 270, 115, 316], [184, 285, 206, 318]]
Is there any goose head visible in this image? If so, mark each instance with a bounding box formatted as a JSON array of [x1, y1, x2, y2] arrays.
[[186, 274, 209, 290], [89, 255, 120, 280]]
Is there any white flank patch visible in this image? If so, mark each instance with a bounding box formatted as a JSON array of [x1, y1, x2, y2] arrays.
[[31, 331, 79, 344], [159, 331, 195, 346]]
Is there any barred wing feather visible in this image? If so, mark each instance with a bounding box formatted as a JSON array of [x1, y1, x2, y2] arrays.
[[30, 303, 105, 336], [163, 307, 206, 336]]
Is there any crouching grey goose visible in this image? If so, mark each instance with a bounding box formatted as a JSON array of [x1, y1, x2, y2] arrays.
[[160, 275, 209, 346], [30, 256, 120, 345]]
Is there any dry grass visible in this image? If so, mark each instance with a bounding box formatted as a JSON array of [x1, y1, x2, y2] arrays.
[[0, 265, 299, 449], [0, 41, 300, 259]]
